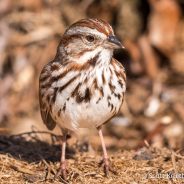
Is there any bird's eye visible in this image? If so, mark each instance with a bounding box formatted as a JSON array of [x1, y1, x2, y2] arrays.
[[86, 35, 95, 42]]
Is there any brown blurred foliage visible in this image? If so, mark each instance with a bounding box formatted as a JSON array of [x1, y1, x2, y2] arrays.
[[0, 0, 184, 150]]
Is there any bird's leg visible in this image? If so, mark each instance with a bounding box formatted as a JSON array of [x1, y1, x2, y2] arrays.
[[55, 132, 67, 180], [61, 133, 67, 179], [98, 126, 109, 176]]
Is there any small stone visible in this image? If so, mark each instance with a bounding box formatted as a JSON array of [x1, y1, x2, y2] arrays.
[[133, 147, 154, 160]]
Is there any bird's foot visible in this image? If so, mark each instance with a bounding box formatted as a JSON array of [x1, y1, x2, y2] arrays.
[[54, 161, 68, 181], [99, 158, 117, 176]]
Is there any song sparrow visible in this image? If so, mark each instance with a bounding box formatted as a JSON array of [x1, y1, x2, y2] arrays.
[[39, 18, 126, 179]]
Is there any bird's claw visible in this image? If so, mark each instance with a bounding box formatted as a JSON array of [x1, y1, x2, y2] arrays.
[[54, 161, 68, 181], [99, 158, 117, 176]]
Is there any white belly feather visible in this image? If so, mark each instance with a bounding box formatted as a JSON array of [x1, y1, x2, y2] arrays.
[[51, 64, 125, 132]]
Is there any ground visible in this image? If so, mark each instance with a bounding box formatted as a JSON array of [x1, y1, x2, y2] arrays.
[[0, 134, 184, 184]]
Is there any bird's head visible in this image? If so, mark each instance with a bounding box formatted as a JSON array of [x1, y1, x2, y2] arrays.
[[58, 18, 123, 64]]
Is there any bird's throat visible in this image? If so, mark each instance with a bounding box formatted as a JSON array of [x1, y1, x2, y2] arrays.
[[77, 48, 113, 67]]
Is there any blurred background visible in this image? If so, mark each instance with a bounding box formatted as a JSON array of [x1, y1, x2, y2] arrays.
[[0, 0, 184, 152]]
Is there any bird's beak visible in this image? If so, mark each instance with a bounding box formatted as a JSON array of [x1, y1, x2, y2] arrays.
[[107, 35, 124, 49]]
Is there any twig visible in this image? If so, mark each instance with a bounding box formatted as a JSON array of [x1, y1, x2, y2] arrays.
[[171, 151, 177, 173], [10, 165, 35, 175], [10, 131, 61, 139], [173, 152, 184, 159], [42, 159, 57, 176]]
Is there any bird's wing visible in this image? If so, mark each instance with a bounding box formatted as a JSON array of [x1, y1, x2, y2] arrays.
[[39, 92, 56, 130], [39, 64, 57, 130]]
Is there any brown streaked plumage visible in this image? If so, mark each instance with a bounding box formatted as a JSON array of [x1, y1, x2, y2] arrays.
[[58, 74, 80, 93], [67, 19, 114, 36], [39, 18, 126, 180]]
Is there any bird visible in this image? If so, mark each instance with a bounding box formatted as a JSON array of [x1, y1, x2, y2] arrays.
[[39, 18, 126, 179]]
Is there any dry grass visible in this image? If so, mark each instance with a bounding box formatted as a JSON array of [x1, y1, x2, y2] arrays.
[[0, 134, 184, 184]]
